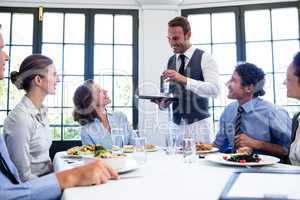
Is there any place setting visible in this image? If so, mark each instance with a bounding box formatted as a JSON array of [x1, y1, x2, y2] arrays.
[[205, 147, 280, 167]]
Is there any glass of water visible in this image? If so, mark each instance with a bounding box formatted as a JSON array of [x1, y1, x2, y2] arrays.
[[182, 129, 196, 163], [133, 137, 147, 164], [111, 128, 124, 154], [165, 133, 175, 155]]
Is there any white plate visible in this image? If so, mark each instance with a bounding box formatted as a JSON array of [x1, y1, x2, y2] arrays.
[[197, 147, 219, 154], [205, 153, 280, 167], [63, 154, 95, 159], [64, 154, 139, 173]]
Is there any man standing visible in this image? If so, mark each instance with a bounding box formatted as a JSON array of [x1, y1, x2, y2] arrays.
[[214, 63, 291, 158], [155, 16, 219, 142]]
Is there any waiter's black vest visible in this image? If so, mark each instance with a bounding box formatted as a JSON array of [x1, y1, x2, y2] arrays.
[[168, 49, 210, 125]]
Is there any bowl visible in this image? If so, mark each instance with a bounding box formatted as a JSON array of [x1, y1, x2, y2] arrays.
[[102, 154, 127, 171]]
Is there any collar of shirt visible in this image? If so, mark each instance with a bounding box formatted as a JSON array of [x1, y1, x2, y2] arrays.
[[21, 96, 47, 120], [239, 97, 260, 113], [175, 45, 196, 70], [95, 110, 113, 126]]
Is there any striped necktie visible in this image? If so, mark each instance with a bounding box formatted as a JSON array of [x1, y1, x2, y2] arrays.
[[235, 106, 244, 136]]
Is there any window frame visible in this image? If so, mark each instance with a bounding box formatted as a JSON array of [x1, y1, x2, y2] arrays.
[[0, 7, 139, 142], [182, 1, 300, 132]]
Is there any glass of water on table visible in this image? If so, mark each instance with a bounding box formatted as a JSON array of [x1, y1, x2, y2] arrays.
[[133, 137, 147, 164], [182, 130, 196, 163], [111, 128, 124, 154]]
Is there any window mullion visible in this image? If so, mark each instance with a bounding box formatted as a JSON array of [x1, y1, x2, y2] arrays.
[[236, 7, 246, 62], [33, 8, 42, 54], [85, 10, 94, 80]]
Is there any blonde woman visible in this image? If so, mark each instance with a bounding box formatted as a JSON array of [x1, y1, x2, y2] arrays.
[[73, 80, 133, 149]]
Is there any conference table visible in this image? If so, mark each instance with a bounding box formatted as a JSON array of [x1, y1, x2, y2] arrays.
[[53, 150, 299, 200]]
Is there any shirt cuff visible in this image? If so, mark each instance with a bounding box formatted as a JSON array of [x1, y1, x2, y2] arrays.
[[185, 77, 192, 90], [29, 173, 61, 200]]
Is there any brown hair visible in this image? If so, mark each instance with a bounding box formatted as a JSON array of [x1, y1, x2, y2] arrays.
[[10, 54, 53, 91], [292, 51, 300, 84], [73, 80, 98, 126], [168, 16, 191, 34]]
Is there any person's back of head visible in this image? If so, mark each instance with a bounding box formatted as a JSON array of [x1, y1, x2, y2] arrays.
[[234, 62, 266, 98]]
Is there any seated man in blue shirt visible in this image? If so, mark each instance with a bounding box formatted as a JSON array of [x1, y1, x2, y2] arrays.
[[213, 63, 291, 158], [0, 25, 118, 200]]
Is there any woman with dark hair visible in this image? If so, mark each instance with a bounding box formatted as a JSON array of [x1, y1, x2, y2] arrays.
[[73, 80, 133, 149], [3, 54, 59, 182], [284, 51, 300, 165]]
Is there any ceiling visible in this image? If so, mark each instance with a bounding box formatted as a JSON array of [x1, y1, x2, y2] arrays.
[[136, 0, 184, 4]]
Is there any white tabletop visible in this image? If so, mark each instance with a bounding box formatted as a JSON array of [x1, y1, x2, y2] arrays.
[[53, 151, 297, 200]]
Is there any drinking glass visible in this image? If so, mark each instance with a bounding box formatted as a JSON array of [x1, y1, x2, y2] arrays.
[[165, 133, 175, 155], [160, 124, 178, 155], [182, 128, 196, 163], [133, 137, 147, 164], [111, 128, 124, 154]]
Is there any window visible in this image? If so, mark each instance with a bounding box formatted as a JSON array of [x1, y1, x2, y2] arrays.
[[93, 14, 134, 124], [42, 11, 86, 140], [0, 7, 138, 141], [182, 2, 300, 133], [0, 8, 36, 133]]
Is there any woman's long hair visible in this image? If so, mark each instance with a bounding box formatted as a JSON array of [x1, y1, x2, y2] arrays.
[[73, 80, 98, 126]]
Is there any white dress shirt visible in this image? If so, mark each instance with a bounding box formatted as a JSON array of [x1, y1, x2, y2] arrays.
[[175, 45, 220, 98], [3, 96, 52, 182], [289, 118, 300, 166], [170, 46, 220, 142]]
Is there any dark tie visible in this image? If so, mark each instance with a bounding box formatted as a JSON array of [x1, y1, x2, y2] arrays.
[[232, 106, 244, 152], [235, 106, 244, 136], [178, 54, 185, 75], [0, 152, 19, 184]]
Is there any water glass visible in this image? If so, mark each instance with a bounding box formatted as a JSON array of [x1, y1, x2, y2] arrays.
[[182, 137, 195, 156], [133, 137, 147, 164], [182, 132, 196, 163], [175, 132, 183, 154], [165, 133, 175, 155], [111, 128, 124, 154]]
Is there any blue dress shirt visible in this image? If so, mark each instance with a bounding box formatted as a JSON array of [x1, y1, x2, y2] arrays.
[[0, 135, 61, 200], [80, 111, 133, 149], [214, 98, 291, 154]]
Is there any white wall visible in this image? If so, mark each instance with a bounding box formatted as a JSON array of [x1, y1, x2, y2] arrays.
[[138, 7, 179, 145]]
